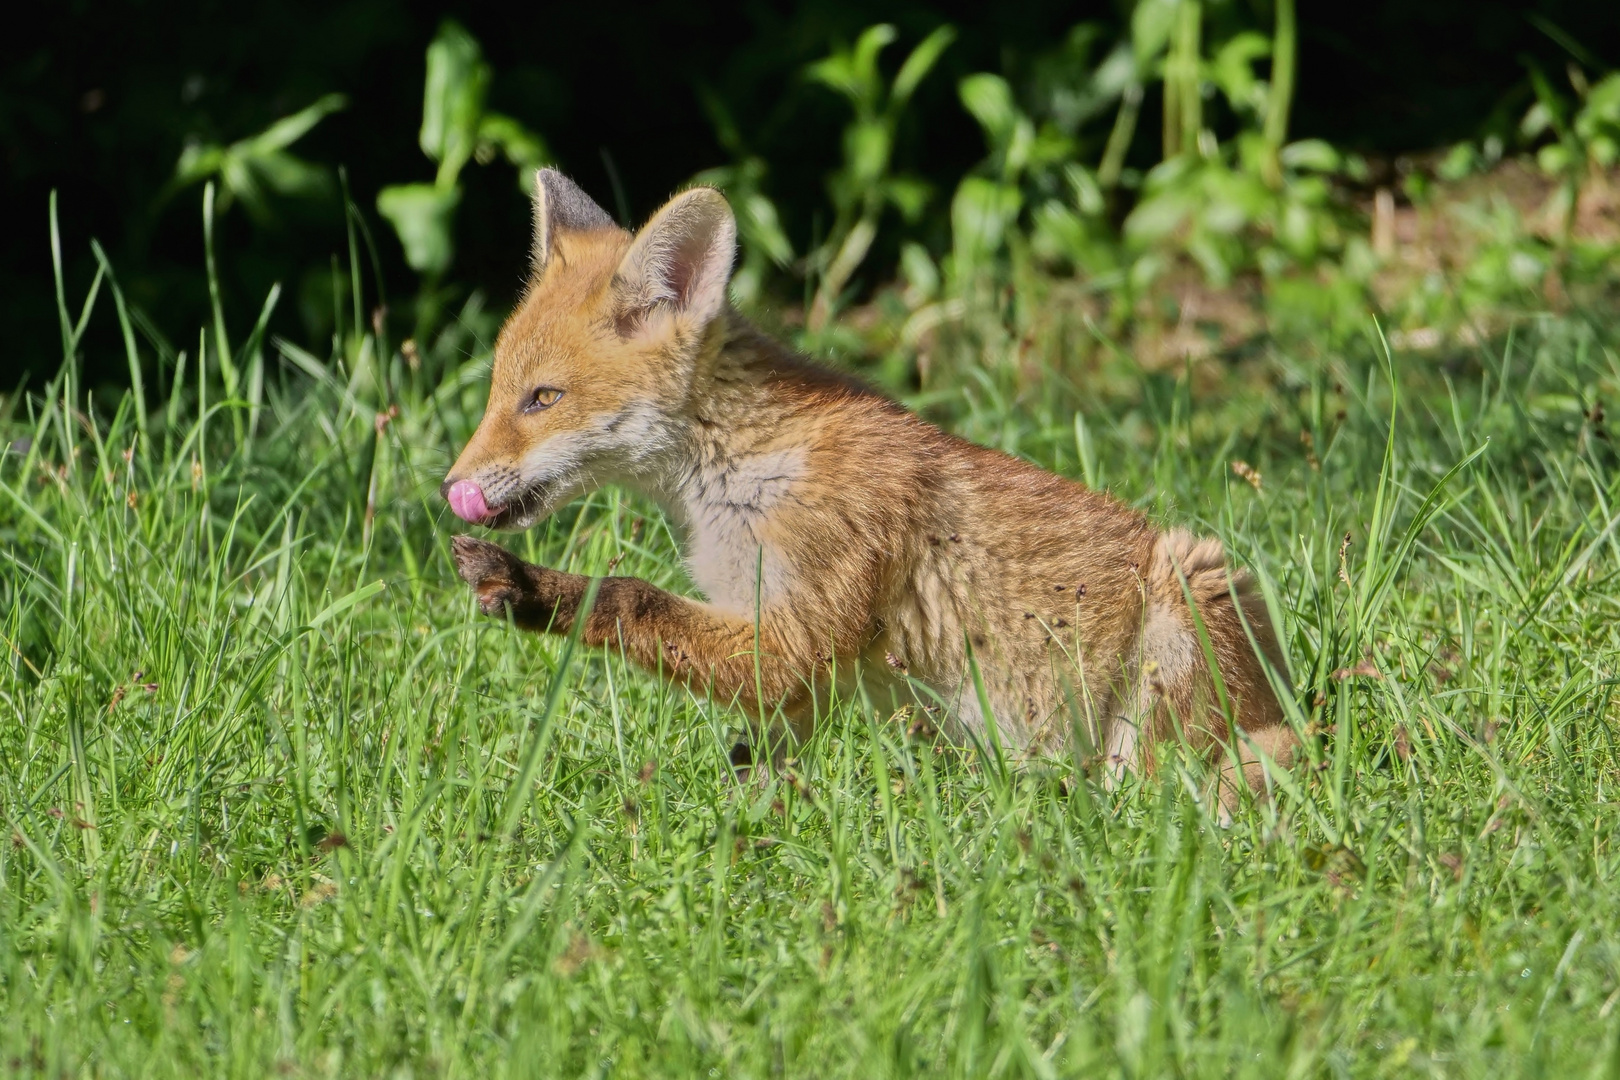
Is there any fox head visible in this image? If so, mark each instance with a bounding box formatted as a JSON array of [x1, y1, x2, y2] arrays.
[[442, 170, 737, 529]]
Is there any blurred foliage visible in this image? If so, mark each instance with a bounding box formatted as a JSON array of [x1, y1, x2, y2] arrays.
[[800, 23, 955, 330], [689, 92, 796, 309], [5, 0, 1620, 395], [166, 93, 348, 223], [376, 20, 549, 282], [272, 5, 1620, 376]]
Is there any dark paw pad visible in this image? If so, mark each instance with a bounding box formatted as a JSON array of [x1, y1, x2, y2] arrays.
[[452, 534, 516, 583], [452, 535, 530, 615]]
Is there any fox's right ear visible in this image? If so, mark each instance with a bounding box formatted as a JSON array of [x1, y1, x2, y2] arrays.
[[530, 169, 616, 276]]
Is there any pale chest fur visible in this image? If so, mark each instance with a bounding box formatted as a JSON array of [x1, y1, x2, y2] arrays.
[[666, 444, 808, 615]]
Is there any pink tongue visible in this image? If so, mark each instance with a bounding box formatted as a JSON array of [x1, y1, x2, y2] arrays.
[[446, 479, 491, 523]]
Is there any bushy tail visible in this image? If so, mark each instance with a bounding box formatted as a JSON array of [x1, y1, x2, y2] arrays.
[[1108, 529, 1295, 808]]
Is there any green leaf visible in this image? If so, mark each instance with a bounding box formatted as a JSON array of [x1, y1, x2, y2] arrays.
[[1123, 188, 1193, 246], [850, 24, 899, 102], [1065, 164, 1106, 217], [1437, 143, 1479, 181], [420, 19, 491, 184], [377, 183, 462, 275], [739, 193, 794, 266], [169, 95, 343, 214], [951, 176, 1021, 264], [1278, 198, 1317, 258], [252, 151, 333, 200], [1585, 73, 1620, 120], [220, 156, 263, 218], [959, 74, 1019, 147], [1196, 174, 1257, 236], [808, 24, 896, 110], [174, 143, 227, 188], [478, 112, 549, 169], [1279, 139, 1340, 174], [1131, 0, 1179, 66], [884, 176, 933, 223], [1140, 153, 1195, 193], [1086, 43, 1139, 110], [1186, 234, 1232, 287], [1520, 101, 1553, 140], [478, 112, 550, 192], [1537, 143, 1573, 175], [805, 54, 859, 101], [1002, 118, 1038, 178], [1030, 200, 1089, 263], [1027, 125, 1078, 171], [844, 121, 892, 186], [891, 24, 956, 108], [244, 93, 348, 155], [1210, 31, 1270, 113], [898, 241, 939, 301]]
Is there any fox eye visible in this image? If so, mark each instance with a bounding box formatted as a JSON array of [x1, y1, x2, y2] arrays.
[[524, 387, 564, 413]]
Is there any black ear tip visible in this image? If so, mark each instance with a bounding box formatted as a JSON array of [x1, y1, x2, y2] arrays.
[[535, 169, 615, 233], [537, 168, 577, 196]]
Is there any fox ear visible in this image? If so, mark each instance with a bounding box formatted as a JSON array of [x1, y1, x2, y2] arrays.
[[612, 187, 736, 337], [531, 168, 616, 275]]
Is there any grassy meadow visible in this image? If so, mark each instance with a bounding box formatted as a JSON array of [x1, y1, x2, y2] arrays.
[[6, 208, 1620, 1079]]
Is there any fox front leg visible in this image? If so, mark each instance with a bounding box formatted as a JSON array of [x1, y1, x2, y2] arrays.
[[452, 534, 581, 630], [451, 535, 813, 714]]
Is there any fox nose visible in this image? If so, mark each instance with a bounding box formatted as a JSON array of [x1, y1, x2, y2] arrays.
[[444, 479, 491, 523]]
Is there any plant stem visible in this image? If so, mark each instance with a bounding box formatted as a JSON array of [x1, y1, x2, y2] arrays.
[[203, 182, 245, 446], [1100, 84, 1143, 190], [809, 214, 878, 331], [1180, 1, 1203, 158], [1262, 0, 1297, 187], [1162, 52, 1181, 160]]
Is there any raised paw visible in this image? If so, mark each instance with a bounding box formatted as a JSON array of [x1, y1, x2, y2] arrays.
[[452, 534, 532, 617]]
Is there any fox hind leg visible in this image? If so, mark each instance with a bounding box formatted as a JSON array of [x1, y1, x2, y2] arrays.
[[1110, 529, 1296, 813]]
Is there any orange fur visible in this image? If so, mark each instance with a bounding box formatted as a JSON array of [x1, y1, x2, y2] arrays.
[[443, 170, 1297, 810]]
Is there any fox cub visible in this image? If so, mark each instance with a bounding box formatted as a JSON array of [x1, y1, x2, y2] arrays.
[[444, 169, 1296, 806]]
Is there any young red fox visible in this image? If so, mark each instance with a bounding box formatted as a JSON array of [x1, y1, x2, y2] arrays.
[[443, 169, 1297, 808]]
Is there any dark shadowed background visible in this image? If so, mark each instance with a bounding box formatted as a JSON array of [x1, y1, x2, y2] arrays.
[[4, 0, 1618, 389]]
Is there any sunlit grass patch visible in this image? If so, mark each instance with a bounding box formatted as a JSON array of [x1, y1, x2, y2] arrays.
[[5, 213, 1620, 1076]]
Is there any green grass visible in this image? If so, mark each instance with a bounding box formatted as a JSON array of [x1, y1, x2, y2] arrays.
[[7, 239, 1620, 1078]]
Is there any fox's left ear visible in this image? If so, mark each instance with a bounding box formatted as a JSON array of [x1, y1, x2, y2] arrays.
[[612, 188, 736, 338]]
